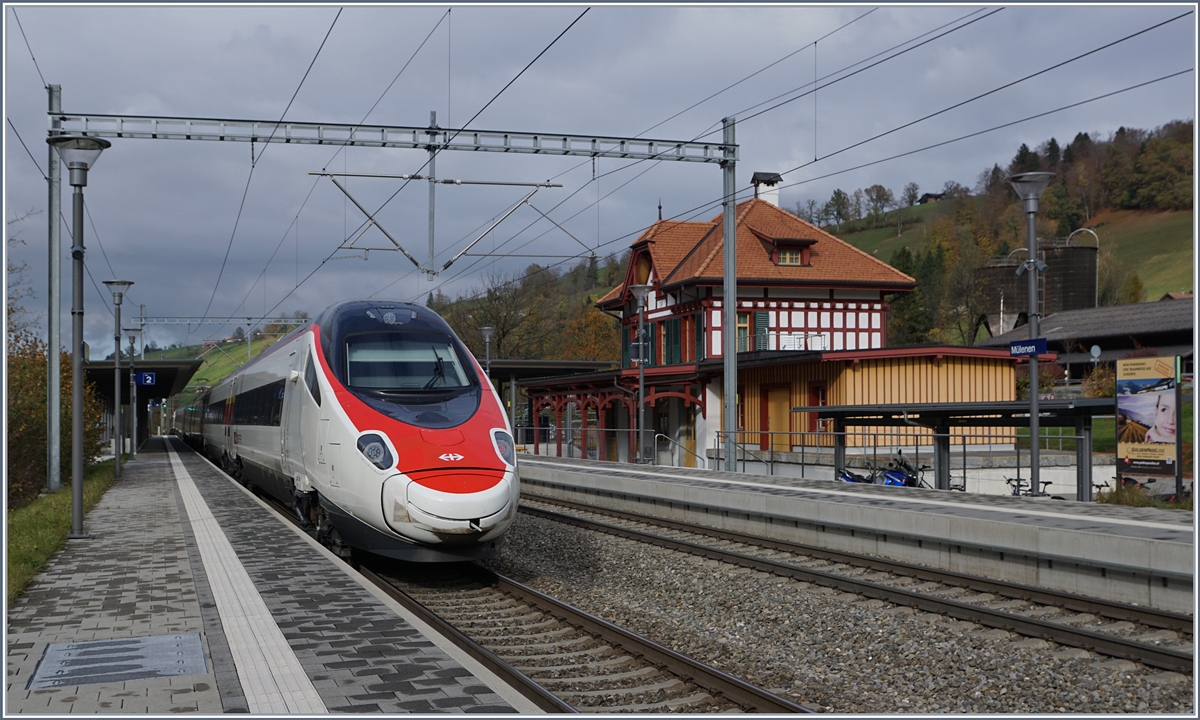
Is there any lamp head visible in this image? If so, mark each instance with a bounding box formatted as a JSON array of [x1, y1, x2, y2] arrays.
[[47, 135, 111, 187], [1005, 171, 1055, 213], [629, 283, 653, 307], [103, 279, 133, 304], [479, 326, 495, 343]]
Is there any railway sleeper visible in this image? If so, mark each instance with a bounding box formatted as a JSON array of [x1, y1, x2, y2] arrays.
[[517, 656, 639, 674], [488, 635, 598, 653], [455, 611, 546, 626], [422, 598, 524, 612], [533, 666, 662, 686], [560, 678, 686, 698], [502, 645, 617, 663], [499, 627, 578, 643], [580, 693, 715, 713]]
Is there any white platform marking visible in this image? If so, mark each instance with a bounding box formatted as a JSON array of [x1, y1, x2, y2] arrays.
[[167, 446, 327, 714]]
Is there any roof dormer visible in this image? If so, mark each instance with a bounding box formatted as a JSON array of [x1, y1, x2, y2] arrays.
[[771, 237, 817, 267]]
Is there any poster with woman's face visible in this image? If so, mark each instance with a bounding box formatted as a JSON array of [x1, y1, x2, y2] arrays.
[[1116, 358, 1179, 479]]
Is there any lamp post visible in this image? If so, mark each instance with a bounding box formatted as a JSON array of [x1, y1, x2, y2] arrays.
[[48, 134, 110, 539], [125, 328, 142, 457], [1006, 171, 1054, 496], [479, 327, 495, 379], [629, 284, 652, 463], [102, 281, 132, 480]]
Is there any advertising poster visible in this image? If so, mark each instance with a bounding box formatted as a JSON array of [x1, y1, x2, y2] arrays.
[[1116, 357, 1180, 484]]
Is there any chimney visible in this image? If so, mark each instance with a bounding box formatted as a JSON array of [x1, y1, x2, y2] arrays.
[[751, 172, 783, 207]]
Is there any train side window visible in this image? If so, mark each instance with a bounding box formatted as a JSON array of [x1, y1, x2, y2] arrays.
[[304, 353, 322, 406]]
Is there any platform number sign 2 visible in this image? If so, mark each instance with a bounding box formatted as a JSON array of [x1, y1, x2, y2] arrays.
[[136, 372, 156, 386]]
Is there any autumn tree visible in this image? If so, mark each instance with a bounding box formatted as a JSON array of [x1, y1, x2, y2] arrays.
[[902, 182, 920, 207], [7, 213, 105, 506], [864, 184, 895, 227], [556, 304, 619, 361], [826, 188, 850, 232]]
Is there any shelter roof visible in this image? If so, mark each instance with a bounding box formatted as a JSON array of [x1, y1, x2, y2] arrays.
[[978, 300, 1194, 347]]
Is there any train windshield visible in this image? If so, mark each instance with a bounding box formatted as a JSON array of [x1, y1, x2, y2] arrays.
[[345, 333, 472, 391]]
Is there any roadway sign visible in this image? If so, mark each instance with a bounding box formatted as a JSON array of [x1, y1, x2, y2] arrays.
[[1009, 338, 1047, 357], [136, 372, 156, 386]]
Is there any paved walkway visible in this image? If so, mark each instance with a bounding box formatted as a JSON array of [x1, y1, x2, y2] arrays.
[[6, 437, 538, 714]]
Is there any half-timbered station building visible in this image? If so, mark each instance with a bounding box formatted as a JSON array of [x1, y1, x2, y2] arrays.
[[520, 196, 1024, 467]]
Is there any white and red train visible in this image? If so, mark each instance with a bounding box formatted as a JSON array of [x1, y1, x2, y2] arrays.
[[174, 300, 518, 562]]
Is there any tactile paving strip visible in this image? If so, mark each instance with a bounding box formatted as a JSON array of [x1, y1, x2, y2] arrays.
[[28, 633, 207, 689]]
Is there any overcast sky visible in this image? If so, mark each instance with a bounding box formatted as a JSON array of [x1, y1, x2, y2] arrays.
[[4, 3, 1195, 353]]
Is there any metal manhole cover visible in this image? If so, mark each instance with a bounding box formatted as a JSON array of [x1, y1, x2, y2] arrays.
[[28, 633, 207, 689]]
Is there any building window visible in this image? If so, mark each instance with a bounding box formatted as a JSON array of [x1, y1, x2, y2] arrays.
[[736, 313, 750, 353], [778, 248, 802, 265]]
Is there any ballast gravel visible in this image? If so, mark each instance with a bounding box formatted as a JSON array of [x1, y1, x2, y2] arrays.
[[484, 514, 1195, 714]]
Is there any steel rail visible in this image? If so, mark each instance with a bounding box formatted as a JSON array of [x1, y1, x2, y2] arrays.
[[479, 566, 815, 713], [522, 503, 1193, 673], [529, 495, 1194, 633], [358, 566, 576, 714], [197, 444, 805, 712]]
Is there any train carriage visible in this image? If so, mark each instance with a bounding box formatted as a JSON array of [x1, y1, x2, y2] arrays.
[[177, 300, 518, 562]]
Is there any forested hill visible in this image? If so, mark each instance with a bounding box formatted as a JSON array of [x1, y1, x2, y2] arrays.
[[793, 120, 1193, 345]]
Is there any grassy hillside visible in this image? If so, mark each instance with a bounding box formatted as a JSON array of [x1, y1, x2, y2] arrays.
[[1084, 209, 1194, 300], [145, 336, 278, 404], [836, 206, 1194, 298]]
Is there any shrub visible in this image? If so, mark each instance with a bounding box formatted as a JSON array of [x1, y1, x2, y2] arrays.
[[6, 316, 105, 508], [1082, 364, 1115, 398]]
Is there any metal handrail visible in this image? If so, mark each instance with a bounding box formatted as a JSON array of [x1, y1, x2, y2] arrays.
[[654, 433, 708, 466]]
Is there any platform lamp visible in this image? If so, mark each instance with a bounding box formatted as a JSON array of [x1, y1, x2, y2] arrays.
[[48, 134, 111, 540], [102, 281, 132, 480], [125, 328, 142, 458], [629, 284, 653, 463], [479, 326, 495, 379], [1006, 171, 1054, 496]]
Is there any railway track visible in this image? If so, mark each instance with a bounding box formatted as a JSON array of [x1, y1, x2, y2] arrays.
[[225, 460, 811, 713], [365, 563, 813, 713], [519, 496, 1194, 674]]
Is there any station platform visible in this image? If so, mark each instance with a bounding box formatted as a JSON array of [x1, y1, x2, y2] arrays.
[[6, 437, 540, 714], [518, 455, 1195, 614]]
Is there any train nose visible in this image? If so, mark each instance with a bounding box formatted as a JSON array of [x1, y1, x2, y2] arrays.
[[381, 471, 513, 536]]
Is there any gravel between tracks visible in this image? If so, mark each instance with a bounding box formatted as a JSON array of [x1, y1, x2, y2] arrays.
[[484, 514, 1194, 714]]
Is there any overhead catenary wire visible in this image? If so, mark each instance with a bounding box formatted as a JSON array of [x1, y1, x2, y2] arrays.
[[192, 7, 342, 340], [546, 5, 890, 186], [6, 116, 122, 322], [6, 116, 46, 178], [413, 7, 1003, 300], [271, 5, 979, 315], [257, 8, 590, 322], [10, 7, 48, 87], [541, 5, 994, 221], [428, 67, 1194, 315], [435, 3, 1186, 295]]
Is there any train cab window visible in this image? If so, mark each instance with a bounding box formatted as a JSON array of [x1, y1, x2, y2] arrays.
[[304, 353, 322, 406], [344, 334, 471, 391]]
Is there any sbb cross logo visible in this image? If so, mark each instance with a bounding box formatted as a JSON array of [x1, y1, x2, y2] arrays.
[[439, 453, 464, 462]]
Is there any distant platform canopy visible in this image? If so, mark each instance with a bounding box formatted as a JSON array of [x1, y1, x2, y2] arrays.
[[84, 359, 204, 404]]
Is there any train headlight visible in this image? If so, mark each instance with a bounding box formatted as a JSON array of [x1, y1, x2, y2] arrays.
[[357, 433, 394, 471], [492, 430, 515, 466]]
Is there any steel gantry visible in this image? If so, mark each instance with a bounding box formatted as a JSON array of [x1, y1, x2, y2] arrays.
[[48, 109, 743, 471]]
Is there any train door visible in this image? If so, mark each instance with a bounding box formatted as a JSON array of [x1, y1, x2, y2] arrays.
[[289, 346, 323, 482], [281, 350, 302, 475]]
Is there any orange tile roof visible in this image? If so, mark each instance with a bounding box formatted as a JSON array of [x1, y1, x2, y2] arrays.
[[598, 199, 914, 308]]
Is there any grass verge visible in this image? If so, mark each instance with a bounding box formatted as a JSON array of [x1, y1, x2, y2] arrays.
[[7, 460, 117, 606]]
